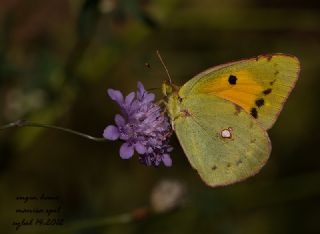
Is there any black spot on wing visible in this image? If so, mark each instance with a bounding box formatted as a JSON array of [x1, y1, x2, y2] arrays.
[[251, 108, 258, 118], [270, 79, 276, 85], [211, 165, 217, 170], [263, 88, 272, 95], [255, 98, 265, 107], [228, 75, 237, 85]]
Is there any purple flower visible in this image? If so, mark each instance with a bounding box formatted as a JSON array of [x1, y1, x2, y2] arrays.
[[103, 82, 173, 167]]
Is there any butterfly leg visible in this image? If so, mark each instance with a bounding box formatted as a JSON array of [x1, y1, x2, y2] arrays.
[[157, 99, 171, 117], [156, 99, 168, 108], [156, 99, 175, 130]]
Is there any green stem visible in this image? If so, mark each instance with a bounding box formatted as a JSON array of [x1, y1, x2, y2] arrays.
[[63, 207, 150, 232], [64, 213, 132, 232], [0, 120, 107, 142]]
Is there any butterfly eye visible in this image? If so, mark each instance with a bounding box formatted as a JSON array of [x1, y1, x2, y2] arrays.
[[178, 96, 183, 103]]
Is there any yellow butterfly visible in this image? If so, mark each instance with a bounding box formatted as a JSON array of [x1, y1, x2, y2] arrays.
[[162, 54, 300, 187]]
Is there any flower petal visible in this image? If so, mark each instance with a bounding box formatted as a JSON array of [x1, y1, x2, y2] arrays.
[[107, 89, 124, 104], [125, 92, 135, 106], [103, 125, 119, 140], [137, 81, 145, 99], [144, 93, 155, 103], [115, 114, 125, 126], [162, 154, 172, 167], [137, 81, 145, 92], [134, 143, 146, 154], [129, 100, 139, 114], [120, 143, 134, 159]]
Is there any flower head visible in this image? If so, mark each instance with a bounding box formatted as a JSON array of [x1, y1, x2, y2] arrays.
[[103, 82, 173, 167]]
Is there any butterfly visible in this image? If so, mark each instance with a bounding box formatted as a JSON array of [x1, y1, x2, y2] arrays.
[[162, 53, 300, 187]]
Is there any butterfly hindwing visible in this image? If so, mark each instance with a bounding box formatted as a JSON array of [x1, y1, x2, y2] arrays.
[[174, 94, 271, 187], [179, 54, 300, 130]]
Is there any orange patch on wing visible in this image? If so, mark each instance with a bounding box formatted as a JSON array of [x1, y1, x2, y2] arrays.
[[197, 70, 263, 112]]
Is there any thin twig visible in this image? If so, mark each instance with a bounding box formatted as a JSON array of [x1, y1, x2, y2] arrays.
[[62, 207, 150, 232], [0, 120, 106, 142]]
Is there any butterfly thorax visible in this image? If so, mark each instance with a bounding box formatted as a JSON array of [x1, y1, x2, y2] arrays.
[[162, 81, 185, 126]]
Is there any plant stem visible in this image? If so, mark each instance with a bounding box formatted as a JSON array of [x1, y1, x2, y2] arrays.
[[0, 120, 106, 142], [64, 213, 132, 232], [63, 207, 150, 232]]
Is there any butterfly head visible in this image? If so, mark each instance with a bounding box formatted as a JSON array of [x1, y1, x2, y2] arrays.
[[162, 80, 179, 97]]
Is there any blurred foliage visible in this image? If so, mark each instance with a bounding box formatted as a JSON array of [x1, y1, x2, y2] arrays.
[[0, 0, 320, 233]]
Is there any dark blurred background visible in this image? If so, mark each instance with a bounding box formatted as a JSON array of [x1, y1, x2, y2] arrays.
[[0, 0, 319, 233]]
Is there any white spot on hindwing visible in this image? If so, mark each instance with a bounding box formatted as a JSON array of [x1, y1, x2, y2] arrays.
[[221, 127, 233, 139]]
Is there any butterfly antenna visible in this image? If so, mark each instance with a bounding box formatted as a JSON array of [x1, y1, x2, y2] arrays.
[[156, 50, 172, 84]]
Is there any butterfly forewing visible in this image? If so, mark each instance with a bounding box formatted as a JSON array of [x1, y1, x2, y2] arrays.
[[179, 54, 300, 130]]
